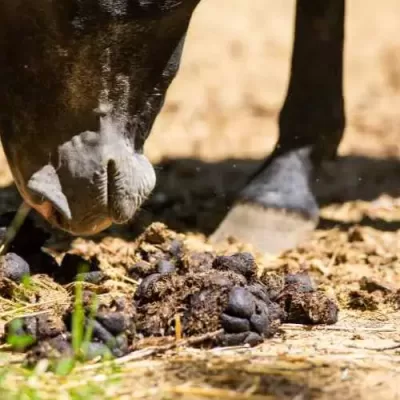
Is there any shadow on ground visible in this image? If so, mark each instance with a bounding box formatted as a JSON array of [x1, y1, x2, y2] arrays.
[[0, 154, 400, 248], [133, 154, 400, 236]]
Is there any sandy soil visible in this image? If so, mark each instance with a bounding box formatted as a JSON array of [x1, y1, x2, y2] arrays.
[[1, 1, 400, 399]]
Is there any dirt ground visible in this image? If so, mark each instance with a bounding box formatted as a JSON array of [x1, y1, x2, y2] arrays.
[[1, 1, 400, 399]]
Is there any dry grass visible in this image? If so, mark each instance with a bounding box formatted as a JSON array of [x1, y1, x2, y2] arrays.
[[2, 223, 400, 399], [1, 319, 400, 399], [145, 0, 400, 162], [1, 1, 400, 399]]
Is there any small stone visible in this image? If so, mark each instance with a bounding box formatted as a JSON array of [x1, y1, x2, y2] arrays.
[[84, 342, 112, 360], [112, 297, 127, 312], [47, 334, 73, 356], [244, 332, 263, 346], [218, 332, 248, 347], [168, 240, 183, 257], [135, 273, 163, 301], [91, 320, 116, 346], [128, 261, 154, 280], [212, 253, 257, 280], [250, 310, 270, 335], [0, 253, 30, 283], [76, 271, 105, 284], [267, 302, 286, 322], [36, 314, 66, 339], [115, 334, 129, 353], [284, 272, 314, 292], [247, 283, 271, 303], [112, 334, 130, 357], [96, 312, 126, 335], [156, 260, 175, 275], [225, 287, 256, 318], [221, 313, 250, 333]]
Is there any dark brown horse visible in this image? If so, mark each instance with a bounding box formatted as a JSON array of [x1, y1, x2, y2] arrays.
[[0, 1, 345, 254]]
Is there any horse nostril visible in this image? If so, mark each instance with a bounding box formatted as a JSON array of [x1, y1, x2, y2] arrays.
[[107, 159, 123, 192], [106, 159, 136, 224]]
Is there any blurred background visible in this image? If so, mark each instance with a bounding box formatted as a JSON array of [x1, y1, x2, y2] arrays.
[[147, 0, 400, 162]]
